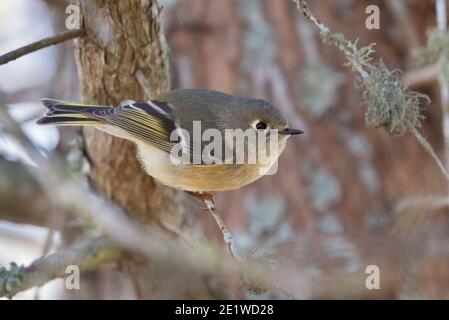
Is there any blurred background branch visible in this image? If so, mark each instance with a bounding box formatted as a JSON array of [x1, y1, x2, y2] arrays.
[[0, 29, 85, 66], [0, 157, 52, 227], [0, 237, 121, 298]]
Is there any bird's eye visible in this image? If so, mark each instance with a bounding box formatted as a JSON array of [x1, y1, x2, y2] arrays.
[[255, 122, 267, 130]]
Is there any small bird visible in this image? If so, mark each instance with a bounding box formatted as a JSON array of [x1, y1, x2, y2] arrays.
[[37, 89, 303, 197]]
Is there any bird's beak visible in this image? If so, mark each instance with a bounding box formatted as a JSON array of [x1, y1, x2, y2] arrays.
[[279, 128, 304, 135]]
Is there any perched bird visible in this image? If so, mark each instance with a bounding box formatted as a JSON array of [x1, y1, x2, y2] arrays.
[[37, 89, 303, 197]]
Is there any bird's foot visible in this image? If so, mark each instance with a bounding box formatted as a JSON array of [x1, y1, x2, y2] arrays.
[[186, 191, 215, 210]]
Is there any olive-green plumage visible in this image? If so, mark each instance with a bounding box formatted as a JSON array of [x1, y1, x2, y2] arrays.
[[38, 89, 303, 191]]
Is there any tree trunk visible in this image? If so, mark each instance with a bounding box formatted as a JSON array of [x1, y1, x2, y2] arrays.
[[73, 0, 214, 299]]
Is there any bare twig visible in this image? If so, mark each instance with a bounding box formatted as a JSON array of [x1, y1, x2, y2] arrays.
[[203, 199, 240, 261], [0, 29, 85, 66], [186, 191, 241, 261], [0, 237, 121, 298], [136, 69, 156, 99], [412, 127, 449, 182]]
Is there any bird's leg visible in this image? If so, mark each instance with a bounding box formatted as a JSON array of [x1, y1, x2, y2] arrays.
[[203, 197, 240, 261], [186, 191, 215, 208], [186, 191, 240, 261]]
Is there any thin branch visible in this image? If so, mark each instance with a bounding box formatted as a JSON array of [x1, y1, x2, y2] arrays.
[[0, 237, 121, 298], [412, 127, 449, 182], [136, 69, 156, 99], [0, 29, 86, 66], [204, 198, 240, 261]]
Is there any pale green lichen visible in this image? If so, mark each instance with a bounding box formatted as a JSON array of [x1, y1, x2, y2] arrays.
[[321, 33, 375, 72], [359, 61, 429, 136], [0, 262, 25, 297], [320, 27, 429, 136]]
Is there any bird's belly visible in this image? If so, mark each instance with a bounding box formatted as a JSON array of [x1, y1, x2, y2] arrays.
[[135, 143, 267, 192]]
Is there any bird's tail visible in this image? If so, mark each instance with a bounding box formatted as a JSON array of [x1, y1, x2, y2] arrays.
[[37, 99, 109, 126]]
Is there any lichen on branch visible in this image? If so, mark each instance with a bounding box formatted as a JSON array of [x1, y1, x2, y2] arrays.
[[293, 0, 429, 137], [360, 62, 429, 136], [0, 237, 121, 298]]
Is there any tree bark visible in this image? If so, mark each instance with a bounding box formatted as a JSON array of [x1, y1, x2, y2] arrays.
[[73, 0, 206, 298], [75, 0, 179, 222]]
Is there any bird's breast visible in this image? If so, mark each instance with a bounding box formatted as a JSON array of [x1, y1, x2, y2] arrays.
[[135, 143, 279, 192]]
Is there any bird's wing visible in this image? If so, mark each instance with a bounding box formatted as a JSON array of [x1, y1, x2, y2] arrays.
[[86, 100, 179, 153]]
